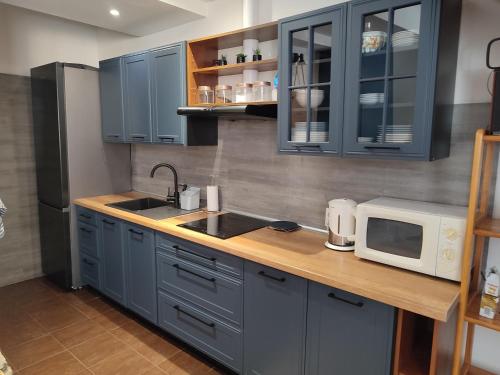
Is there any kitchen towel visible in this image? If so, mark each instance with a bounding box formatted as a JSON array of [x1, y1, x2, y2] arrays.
[[0, 198, 6, 239]]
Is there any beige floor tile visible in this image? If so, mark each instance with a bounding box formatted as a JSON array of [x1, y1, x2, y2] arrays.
[[90, 348, 157, 375], [134, 332, 182, 366], [72, 297, 114, 318], [158, 350, 212, 375], [30, 302, 88, 332], [19, 351, 90, 375], [52, 318, 106, 348], [92, 306, 133, 330], [3, 335, 65, 370], [70, 332, 128, 367]]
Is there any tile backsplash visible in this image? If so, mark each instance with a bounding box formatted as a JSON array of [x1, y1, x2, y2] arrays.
[[132, 103, 489, 228]]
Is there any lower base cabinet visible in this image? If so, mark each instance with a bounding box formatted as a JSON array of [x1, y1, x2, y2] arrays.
[[306, 282, 395, 375], [158, 290, 243, 372], [243, 262, 308, 375]]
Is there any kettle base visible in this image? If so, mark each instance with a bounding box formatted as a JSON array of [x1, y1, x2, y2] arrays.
[[324, 241, 355, 252]]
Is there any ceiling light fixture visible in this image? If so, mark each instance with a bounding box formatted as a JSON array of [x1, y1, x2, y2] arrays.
[[110, 9, 120, 17]]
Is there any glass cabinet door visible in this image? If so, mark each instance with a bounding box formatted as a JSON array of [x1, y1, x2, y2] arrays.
[[279, 5, 346, 154], [343, 0, 433, 157]]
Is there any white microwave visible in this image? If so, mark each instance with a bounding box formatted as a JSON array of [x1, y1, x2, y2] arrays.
[[354, 197, 467, 281]]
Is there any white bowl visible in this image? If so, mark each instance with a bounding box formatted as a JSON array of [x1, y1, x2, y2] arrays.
[[294, 89, 325, 108]]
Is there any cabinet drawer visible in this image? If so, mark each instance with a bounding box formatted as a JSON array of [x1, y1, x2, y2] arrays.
[[157, 253, 242, 327], [76, 206, 97, 226], [80, 253, 100, 290], [158, 290, 242, 373], [156, 233, 243, 279], [78, 222, 100, 259]]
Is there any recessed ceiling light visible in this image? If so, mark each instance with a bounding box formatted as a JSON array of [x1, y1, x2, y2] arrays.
[[110, 9, 120, 17]]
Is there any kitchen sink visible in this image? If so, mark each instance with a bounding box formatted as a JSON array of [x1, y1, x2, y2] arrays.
[[106, 197, 202, 220]]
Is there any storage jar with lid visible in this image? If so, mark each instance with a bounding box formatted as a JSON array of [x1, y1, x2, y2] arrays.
[[235, 83, 253, 103], [198, 86, 214, 104], [253, 81, 272, 102], [215, 85, 232, 104]]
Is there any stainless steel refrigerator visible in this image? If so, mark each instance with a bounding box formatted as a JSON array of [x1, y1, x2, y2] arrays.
[[31, 63, 131, 290]]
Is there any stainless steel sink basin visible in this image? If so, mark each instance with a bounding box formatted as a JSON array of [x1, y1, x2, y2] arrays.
[[106, 197, 202, 220]]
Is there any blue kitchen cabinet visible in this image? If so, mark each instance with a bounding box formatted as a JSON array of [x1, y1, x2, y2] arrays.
[[98, 214, 126, 305], [123, 52, 152, 142], [243, 261, 308, 375], [99, 57, 125, 142], [305, 282, 395, 375], [278, 4, 347, 155], [150, 43, 187, 144], [124, 223, 157, 324]]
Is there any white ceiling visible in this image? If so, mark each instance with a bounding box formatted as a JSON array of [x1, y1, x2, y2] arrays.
[[0, 0, 212, 36]]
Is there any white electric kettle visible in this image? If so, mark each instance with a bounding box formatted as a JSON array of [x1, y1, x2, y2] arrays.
[[325, 198, 357, 251]]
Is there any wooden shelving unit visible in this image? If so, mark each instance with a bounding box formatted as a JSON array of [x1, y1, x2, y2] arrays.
[[452, 129, 500, 375], [186, 22, 278, 106]]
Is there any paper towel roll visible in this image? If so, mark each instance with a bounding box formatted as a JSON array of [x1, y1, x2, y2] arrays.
[[207, 185, 219, 212]]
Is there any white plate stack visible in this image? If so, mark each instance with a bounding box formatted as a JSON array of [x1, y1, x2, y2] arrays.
[[357, 136, 375, 143], [292, 122, 328, 143], [392, 30, 419, 50], [376, 125, 413, 143], [360, 93, 385, 105]]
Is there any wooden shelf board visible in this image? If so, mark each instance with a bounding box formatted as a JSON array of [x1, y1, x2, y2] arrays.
[[188, 101, 277, 107], [188, 21, 278, 49], [483, 134, 500, 143], [463, 365, 497, 375], [474, 216, 500, 238], [464, 292, 500, 332], [193, 58, 278, 76]]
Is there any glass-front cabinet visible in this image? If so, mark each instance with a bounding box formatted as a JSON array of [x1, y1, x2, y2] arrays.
[[343, 0, 434, 158], [278, 5, 346, 154]]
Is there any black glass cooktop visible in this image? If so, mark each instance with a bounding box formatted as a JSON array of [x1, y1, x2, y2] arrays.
[[178, 212, 271, 239]]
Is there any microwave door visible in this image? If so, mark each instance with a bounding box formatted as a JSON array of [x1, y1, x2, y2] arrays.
[[355, 210, 441, 277]]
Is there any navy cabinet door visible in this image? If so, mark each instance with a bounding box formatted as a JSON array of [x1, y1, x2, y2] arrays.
[[278, 5, 347, 155], [123, 53, 152, 142], [306, 282, 395, 375], [98, 215, 126, 305], [243, 262, 307, 375], [99, 57, 125, 142], [124, 223, 157, 324], [343, 0, 434, 159], [150, 44, 186, 144]]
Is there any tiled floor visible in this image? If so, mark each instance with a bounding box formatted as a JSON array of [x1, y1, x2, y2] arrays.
[[0, 277, 228, 374]]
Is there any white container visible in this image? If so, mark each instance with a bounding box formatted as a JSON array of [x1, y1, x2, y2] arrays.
[[235, 83, 253, 103], [207, 185, 219, 212], [253, 81, 272, 102], [180, 187, 200, 210], [295, 88, 325, 108]]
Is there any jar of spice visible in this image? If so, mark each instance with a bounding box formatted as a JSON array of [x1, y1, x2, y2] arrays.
[[235, 83, 253, 103], [215, 85, 232, 104], [253, 81, 272, 102], [198, 86, 214, 104]]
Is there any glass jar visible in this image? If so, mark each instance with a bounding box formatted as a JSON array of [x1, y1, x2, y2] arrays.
[[235, 83, 253, 103], [253, 81, 272, 102], [215, 85, 232, 104], [198, 86, 214, 104]]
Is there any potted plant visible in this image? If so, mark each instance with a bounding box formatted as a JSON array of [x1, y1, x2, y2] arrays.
[[221, 54, 228, 65], [236, 53, 246, 64], [253, 48, 263, 61]]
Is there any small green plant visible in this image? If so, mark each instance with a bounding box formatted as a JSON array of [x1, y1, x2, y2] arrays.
[[253, 48, 262, 56], [236, 53, 246, 58], [221, 54, 227, 61]]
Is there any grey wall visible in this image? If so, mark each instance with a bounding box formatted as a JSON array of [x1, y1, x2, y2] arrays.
[[132, 103, 488, 228], [0, 73, 42, 287]]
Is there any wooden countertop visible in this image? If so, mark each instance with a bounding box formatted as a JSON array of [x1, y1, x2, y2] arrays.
[[74, 192, 460, 322]]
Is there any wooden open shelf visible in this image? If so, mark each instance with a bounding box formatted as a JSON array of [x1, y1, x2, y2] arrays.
[[190, 101, 277, 107], [193, 58, 278, 76], [464, 292, 500, 332], [474, 216, 500, 238]]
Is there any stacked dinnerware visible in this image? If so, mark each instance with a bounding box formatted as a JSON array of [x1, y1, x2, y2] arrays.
[[360, 93, 385, 105], [357, 136, 375, 143], [392, 29, 419, 50], [292, 122, 328, 142], [376, 125, 413, 143]]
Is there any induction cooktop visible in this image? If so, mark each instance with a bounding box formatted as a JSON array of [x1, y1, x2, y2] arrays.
[[178, 212, 271, 239]]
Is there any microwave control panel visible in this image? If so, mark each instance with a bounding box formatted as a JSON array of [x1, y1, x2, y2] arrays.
[[436, 217, 466, 281]]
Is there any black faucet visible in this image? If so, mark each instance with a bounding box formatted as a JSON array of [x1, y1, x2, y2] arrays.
[[150, 163, 181, 208]]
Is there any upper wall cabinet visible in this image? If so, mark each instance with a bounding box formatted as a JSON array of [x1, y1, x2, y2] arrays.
[[278, 4, 347, 154], [123, 52, 152, 143], [150, 44, 186, 144], [278, 0, 461, 160], [99, 57, 125, 142]]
